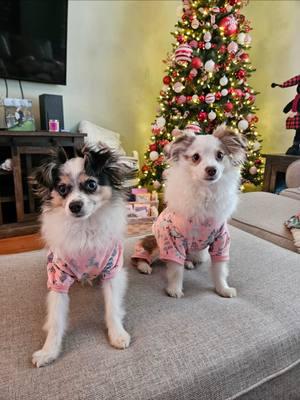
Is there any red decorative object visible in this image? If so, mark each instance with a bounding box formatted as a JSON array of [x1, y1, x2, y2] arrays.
[[224, 102, 234, 112], [199, 95, 205, 102], [159, 139, 170, 147], [219, 15, 238, 36], [189, 40, 198, 48], [236, 69, 246, 79], [219, 44, 227, 54], [229, 0, 239, 5], [240, 53, 249, 62], [163, 76, 171, 85], [191, 57, 203, 69], [175, 44, 193, 64], [177, 34, 185, 44], [215, 92, 222, 101], [235, 89, 243, 98], [198, 111, 207, 121], [142, 165, 149, 172], [255, 159, 262, 165], [149, 143, 157, 151]]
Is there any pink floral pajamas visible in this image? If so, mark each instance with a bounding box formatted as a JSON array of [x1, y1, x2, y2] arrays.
[[47, 242, 123, 293], [132, 208, 230, 265]]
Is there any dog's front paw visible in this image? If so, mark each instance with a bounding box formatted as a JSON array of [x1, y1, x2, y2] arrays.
[[184, 260, 195, 270], [108, 329, 131, 349], [216, 286, 237, 298], [137, 261, 152, 275], [32, 349, 59, 368], [165, 287, 184, 298]]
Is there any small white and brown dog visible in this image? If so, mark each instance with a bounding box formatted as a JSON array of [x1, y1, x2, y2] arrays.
[[30, 143, 132, 367], [132, 125, 246, 299]]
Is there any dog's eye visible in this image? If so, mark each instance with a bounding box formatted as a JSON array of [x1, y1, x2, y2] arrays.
[[191, 153, 201, 164], [57, 184, 69, 197], [85, 179, 97, 192], [216, 151, 224, 161]]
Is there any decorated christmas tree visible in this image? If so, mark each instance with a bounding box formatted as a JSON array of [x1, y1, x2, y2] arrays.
[[140, 0, 263, 191]]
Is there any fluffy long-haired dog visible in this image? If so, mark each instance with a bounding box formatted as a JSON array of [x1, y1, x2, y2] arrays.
[[132, 125, 246, 299], [30, 143, 132, 367]]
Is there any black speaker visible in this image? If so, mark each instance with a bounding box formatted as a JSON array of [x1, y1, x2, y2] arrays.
[[39, 94, 64, 131]]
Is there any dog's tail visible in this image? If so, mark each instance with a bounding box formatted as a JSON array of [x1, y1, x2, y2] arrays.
[[131, 235, 158, 275]]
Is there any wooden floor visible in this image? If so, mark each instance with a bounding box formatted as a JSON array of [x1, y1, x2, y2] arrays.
[[0, 222, 153, 255]]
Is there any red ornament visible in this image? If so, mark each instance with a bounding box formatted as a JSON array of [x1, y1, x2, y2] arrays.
[[219, 15, 238, 36], [163, 76, 171, 85], [159, 139, 170, 147], [229, 0, 239, 4], [255, 159, 262, 165], [187, 96, 192, 102], [198, 42, 205, 49], [177, 35, 185, 44], [252, 115, 259, 123], [198, 111, 207, 122], [240, 53, 249, 62], [189, 40, 198, 48], [142, 165, 149, 172], [191, 57, 203, 69], [172, 71, 178, 77], [224, 102, 234, 112], [149, 143, 157, 152], [219, 44, 227, 54], [236, 69, 246, 80], [215, 92, 222, 101], [199, 95, 205, 102]]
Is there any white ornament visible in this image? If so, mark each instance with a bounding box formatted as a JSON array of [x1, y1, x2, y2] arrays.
[[203, 32, 212, 42], [191, 19, 200, 29], [244, 34, 252, 45], [205, 42, 212, 50], [208, 111, 217, 120], [220, 76, 228, 86], [149, 151, 159, 161], [245, 93, 250, 100], [253, 141, 261, 151], [153, 180, 161, 189], [226, 4, 233, 12], [227, 41, 238, 54], [249, 166, 257, 175], [237, 33, 246, 45], [156, 116, 166, 127], [238, 119, 249, 131], [204, 59, 215, 72], [221, 88, 228, 96], [192, 94, 199, 102], [173, 82, 184, 93], [205, 93, 215, 104], [162, 85, 169, 92]]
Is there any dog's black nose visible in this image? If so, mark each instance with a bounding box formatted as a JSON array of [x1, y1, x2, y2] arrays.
[[205, 167, 217, 177], [69, 200, 83, 214]]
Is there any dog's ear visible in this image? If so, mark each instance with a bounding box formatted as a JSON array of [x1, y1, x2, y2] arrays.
[[165, 132, 196, 161], [29, 147, 68, 199], [213, 124, 247, 165], [83, 142, 136, 190]]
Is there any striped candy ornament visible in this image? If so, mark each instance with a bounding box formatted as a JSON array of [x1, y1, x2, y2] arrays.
[[175, 44, 193, 65], [205, 93, 215, 104], [185, 122, 201, 134]]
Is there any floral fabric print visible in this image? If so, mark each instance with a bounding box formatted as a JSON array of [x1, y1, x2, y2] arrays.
[[47, 242, 123, 293], [132, 208, 230, 265]]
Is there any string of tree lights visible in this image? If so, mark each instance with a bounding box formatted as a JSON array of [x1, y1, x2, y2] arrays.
[[140, 0, 264, 191]]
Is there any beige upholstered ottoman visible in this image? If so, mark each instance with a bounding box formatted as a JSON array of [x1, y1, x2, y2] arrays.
[[230, 192, 300, 252]]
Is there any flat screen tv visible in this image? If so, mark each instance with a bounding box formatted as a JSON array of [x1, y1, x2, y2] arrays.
[[0, 0, 68, 85]]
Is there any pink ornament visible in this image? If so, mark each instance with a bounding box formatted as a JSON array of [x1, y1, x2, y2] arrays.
[[227, 41, 238, 54], [175, 44, 193, 64], [177, 95, 187, 104], [189, 40, 198, 48], [189, 68, 198, 78], [172, 128, 182, 137], [219, 15, 238, 36], [235, 89, 243, 98], [173, 81, 184, 93]]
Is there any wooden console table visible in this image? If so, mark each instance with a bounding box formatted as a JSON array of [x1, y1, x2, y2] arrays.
[[0, 131, 86, 238], [262, 153, 300, 193]]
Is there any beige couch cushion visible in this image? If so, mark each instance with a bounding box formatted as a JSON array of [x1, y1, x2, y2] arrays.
[[230, 192, 300, 252]]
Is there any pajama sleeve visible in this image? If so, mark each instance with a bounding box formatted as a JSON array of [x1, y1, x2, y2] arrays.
[[209, 223, 231, 262], [47, 259, 75, 294]]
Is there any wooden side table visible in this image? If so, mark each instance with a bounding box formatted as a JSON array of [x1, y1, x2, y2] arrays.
[[262, 153, 300, 193], [0, 131, 86, 238]]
